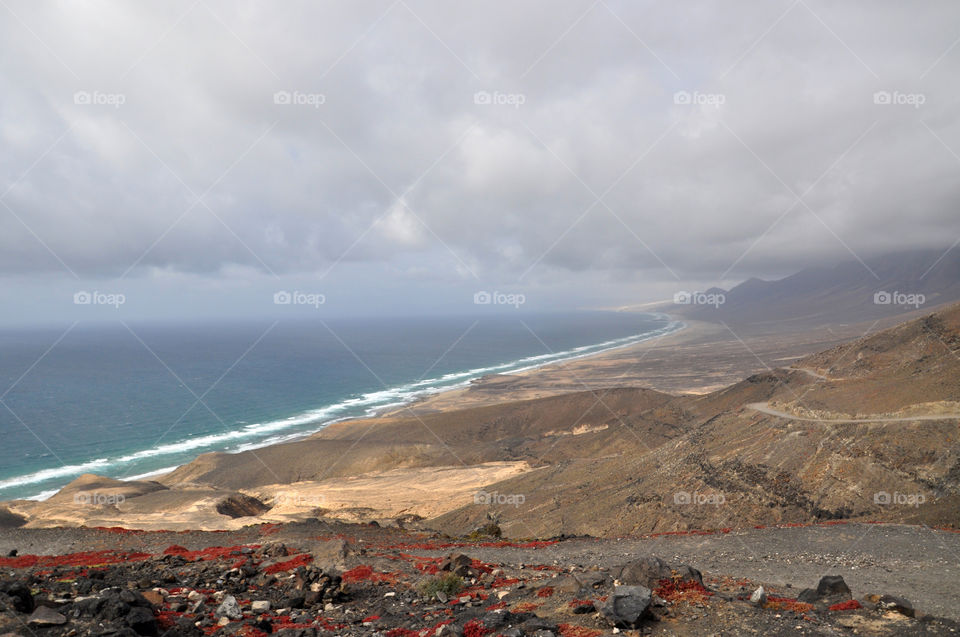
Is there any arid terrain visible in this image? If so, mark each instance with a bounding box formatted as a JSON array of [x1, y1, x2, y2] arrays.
[[0, 520, 957, 637], [5, 303, 959, 539], [2, 302, 959, 636]]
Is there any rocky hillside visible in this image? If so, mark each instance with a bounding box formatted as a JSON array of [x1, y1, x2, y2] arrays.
[[0, 521, 956, 637], [430, 304, 960, 537]]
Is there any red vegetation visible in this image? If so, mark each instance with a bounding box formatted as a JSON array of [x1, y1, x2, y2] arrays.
[[0, 550, 150, 569], [653, 578, 713, 605], [263, 553, 312, 574], [462, 619, 491, 637], [92, 526, 147, 535], [557, 624, 603, 637], [162, 545, 259, 562], [536, 586, 555, 598], [766, 596, 814, 613], [490, 577, 520, 587], [512, 602, 541, 613], [829, 599, 862, 611], [362, 615, 381, 623], [485, 601, 507, 611], [342, 565, 401, 584], [568, 599, 593, 608]]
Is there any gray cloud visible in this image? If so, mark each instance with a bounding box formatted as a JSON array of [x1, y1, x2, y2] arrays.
[[1, 0, 959, 318]]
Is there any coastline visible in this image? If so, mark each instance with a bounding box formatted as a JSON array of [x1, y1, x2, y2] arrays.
[[6, 313, 686, 503], [3, 308, 936, 531]]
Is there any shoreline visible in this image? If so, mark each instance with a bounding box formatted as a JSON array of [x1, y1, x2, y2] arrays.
[[5, 306, 951, 532], [7, 313, 687, 502]]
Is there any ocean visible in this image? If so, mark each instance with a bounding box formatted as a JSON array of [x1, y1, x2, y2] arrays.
[[0, 312, 680, 502]]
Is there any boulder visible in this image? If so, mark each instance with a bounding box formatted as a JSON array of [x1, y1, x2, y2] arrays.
[[878, 595, 915, 617], [749, 586, 767, 606], [439, 553, 474, 577], [615, 556, 703, 589], [215, 595, 243, 620], [125, 606, 158, 636], [816, 575, 851, 598], [0, 581, 34, 613], [597, 585, 652, 628], [215, 495, 271, 519], [27, 606, 67, 626], [797, 575, 852, 607]]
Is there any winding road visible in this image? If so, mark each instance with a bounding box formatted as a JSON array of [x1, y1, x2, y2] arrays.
[[746, 402, 960, 423]]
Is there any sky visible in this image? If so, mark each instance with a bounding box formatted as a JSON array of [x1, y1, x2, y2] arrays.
[[1, 0, 959, 324]]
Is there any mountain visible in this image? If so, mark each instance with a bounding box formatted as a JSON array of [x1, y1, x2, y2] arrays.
[[673, 248, 960, 327]]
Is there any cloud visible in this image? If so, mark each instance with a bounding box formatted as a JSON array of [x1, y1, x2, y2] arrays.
[[0, 0, 958, 307]]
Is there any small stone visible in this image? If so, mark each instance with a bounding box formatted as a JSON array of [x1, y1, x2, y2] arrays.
[[142, 590, 165, 606], [750, 586, 767, 605], [28, 606, 68, 626], [251, 600, 271, 612], [215, 595, 243, 620]]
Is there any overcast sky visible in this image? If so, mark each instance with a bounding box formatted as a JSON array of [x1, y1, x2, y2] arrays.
[[1, 1, 959, 324]]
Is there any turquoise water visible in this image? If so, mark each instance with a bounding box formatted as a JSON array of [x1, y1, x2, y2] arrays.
[[0, 312, 681, 501]]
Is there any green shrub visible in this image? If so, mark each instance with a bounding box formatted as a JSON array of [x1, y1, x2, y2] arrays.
[[417, 573, 464, 599]]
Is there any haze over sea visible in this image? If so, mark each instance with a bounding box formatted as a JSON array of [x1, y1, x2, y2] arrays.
[[0, 312, 678, 502]]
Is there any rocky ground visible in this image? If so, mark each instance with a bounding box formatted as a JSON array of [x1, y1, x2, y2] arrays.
[[1, 520, 957, 637]]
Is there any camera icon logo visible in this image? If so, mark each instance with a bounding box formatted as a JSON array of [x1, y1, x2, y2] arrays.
[[673, 90, 692, 105], [673, 291, 692, 305], [874, 491, 891, 505], [273, 90, 292, 105], [873, 91, 892, 105], [273, 291, 292, 305], [474, 291, 492, 305], [474, 90, 492, 105], [673, 491, 691, 505], [873, 291, 892, 305], [73, 291, 92, 305], [73, 91, 92, 105]]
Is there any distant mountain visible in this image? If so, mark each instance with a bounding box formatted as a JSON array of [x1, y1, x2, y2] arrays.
[[673, 248, 960, 327]]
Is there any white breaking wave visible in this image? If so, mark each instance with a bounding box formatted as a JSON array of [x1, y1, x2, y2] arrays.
[[4, 318, 684, 499]]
